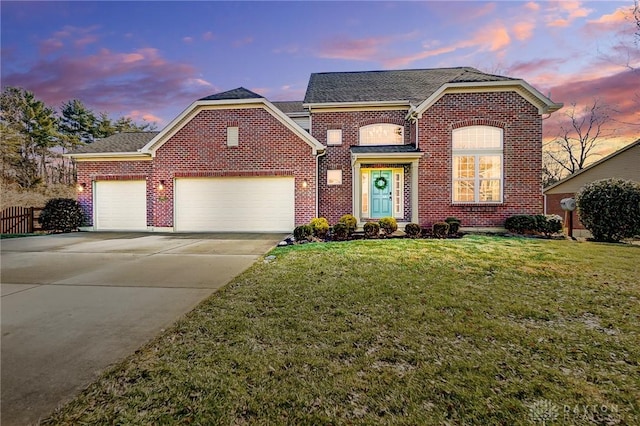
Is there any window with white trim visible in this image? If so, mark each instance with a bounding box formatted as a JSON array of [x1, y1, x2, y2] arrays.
[[452, 126, 503, 203], [327, 129, 342, 145], [227, 126, 239, 147], [359, 124, 403, 145], [327, 169, 342, 185]]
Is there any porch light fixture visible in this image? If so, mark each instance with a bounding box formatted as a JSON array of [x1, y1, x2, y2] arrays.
[[77, 183, 86, 192], [158, 180, 165, 191], [302, 179, 308, 189]]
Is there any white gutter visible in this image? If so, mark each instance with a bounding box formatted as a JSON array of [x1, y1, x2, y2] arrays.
[[64, 151, 151, 159], [303, 100, 411, 109]]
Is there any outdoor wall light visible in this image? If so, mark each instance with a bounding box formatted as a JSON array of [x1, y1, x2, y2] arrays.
[[302, 178, 308, 189], [77, 183, 86, 192], [158, 180, 166, 191]]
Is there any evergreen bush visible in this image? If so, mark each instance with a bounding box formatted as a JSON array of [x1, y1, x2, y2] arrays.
[[38, 198, 84, 232], [576, 178, 640, 242]]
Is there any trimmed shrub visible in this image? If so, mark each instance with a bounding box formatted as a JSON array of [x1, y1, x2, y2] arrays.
[[378, 217, 398, 236], [363, 221, 380, 239], [576, 178, 640, 242], [38, 198, 84, 232], [539, 214, 563, 236], [293, 224, 313, 242], [404, 222, 421, 238], [332, 222, 349, 241], [504, 214, 564, 236], [309, 217, 330, 239], [504, 215, 538, 234], [444, 216, 461, 234], [432, 221, 450, 238], [338, 214, 357, 236]]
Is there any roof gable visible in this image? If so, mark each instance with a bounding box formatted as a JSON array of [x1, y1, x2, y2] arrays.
[[199, 87, 263, 101], [544, 139, 640, 194], [140, 95, 324, 155]]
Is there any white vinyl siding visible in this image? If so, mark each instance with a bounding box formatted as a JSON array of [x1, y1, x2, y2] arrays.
[[94, 180, 147, 230], [452, 126, 503, 203], [174, 177, 295, 232]]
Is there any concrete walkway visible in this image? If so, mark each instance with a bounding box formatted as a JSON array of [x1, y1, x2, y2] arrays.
[[1, 232, 283, 426]]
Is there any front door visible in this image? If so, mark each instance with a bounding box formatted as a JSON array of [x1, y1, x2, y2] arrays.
[[370, 170, 392, 218]]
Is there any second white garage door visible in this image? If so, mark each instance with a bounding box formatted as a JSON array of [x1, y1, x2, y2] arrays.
[[174, 177, 295, 232]]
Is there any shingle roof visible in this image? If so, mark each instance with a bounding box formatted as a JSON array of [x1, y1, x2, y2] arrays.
[[350, 145, 420, 154], [199, 87, 264, 101], [304, 67, 516, 104], [70, 132, 159, 154], [272, 101, 306, 115]]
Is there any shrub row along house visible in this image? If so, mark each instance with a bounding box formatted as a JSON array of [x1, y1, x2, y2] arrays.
[[69, 67, 562, 232]]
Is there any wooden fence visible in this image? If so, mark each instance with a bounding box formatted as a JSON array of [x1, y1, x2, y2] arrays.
[[1, 206, 43, 234]]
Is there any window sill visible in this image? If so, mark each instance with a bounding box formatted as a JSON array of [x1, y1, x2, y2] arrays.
[[452, 203, 502, 212]]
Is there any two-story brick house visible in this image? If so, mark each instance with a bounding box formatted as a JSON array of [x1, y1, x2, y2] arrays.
[[70, 67, 562, 232]]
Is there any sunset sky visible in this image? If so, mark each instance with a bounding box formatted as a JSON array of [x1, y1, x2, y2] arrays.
[[2, 1, 638, 152]]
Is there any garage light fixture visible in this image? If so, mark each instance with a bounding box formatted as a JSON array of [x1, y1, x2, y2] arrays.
[[77, 183, 86, 192], [158, 180, 166, 191], [302, 179, 308, 189]]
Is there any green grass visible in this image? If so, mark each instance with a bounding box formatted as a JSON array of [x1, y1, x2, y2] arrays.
[[43, 236, 640, 425]]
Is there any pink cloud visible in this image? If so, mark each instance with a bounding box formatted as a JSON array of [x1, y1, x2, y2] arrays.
[[2, 47, 213, 124], [507, 57, 567, 76], [39, 38, 64, 54], [543, 68, 640, 142], [317, 35, 386, 61], [202, 31, 215, 41], [545, 1, 592, 28], [129, 110, 163, 124], [182, 36, 194, 44], [525, 2, 540, 12], [513, 21, 535, 41]]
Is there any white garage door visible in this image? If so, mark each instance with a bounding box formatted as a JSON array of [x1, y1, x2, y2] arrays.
[[175, 177, 295, 232], [94, 180, 147, 231]]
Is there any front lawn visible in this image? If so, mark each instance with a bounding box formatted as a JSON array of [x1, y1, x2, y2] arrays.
[[44, 236, 640, 425]]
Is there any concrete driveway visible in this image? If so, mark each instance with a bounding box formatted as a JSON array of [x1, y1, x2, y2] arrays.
[[1, 232, 283, 426]]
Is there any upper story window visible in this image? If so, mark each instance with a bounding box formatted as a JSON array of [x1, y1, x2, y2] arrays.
[[327, 129, 342, 146], [359, 124, 403, 145], [452, 126, 503, 203]]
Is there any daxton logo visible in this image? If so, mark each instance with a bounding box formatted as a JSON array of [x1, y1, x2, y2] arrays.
[[528, 399, 560, 425]]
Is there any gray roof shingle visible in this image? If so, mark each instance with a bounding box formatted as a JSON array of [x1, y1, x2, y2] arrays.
[[70, 132, 159, 154], [303, 67, 516, 104], [271, 101, 306, 115], [199, 87, 264, 101], [350, 145, 420, 154]]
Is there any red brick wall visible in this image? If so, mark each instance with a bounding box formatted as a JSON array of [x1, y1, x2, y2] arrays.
[[152, 107, 318, 227], [312, 110, 410, 223], [418, 91, 543, 228], [76, 161, 153, 226], [311, 91, 543, 228]]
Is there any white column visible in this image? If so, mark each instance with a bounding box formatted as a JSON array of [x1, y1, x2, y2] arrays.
[[353, 161, 361, 223], [411, 159, 419, 224]]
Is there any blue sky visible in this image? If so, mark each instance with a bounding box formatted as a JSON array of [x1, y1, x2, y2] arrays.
[[1, 1, 638, 145]]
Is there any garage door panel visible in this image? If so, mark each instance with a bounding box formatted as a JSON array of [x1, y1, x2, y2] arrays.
[[95, 181, 147, 231], [175, 178, 294, 232]]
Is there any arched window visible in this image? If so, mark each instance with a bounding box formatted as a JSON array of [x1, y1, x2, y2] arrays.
[[452, 126, 503, 203], [359, 124, 403, 145]]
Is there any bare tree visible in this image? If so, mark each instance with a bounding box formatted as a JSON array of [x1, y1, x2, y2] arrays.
[[543, 99, 614, 179]]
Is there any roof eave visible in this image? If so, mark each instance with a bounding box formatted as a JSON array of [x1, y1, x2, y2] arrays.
[[65, 151, 151, 159], [413, 80, 562, 117], [303, 100, 411, 110]]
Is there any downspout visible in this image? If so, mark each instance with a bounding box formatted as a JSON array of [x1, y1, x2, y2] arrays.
[[315, 149, 327, 218]]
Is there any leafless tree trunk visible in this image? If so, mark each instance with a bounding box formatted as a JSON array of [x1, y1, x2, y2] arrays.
[[543, 99, 614, 178]]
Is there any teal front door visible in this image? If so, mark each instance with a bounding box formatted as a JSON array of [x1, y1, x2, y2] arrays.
[[370, 170, 392, 218]]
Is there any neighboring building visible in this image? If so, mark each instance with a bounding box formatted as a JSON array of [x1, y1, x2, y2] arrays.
[[69, 67, 562, 232], [544, 139, 640, 237]]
